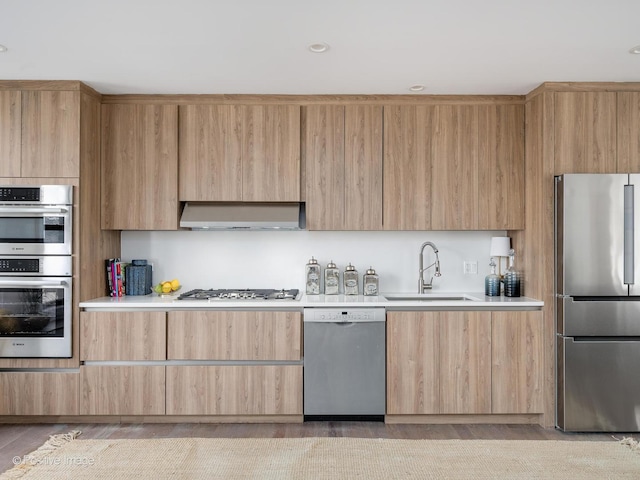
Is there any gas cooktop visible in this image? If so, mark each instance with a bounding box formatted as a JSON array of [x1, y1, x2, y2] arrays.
[[177, 288, 300, 301]]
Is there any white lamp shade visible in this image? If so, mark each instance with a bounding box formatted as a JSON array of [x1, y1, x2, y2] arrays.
[[490, 236, 511, 257]]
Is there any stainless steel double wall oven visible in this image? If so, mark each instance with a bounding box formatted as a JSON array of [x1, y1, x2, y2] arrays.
[[0, 185, 73, 357]]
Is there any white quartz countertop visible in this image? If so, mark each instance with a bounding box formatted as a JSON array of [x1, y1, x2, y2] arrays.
[[80, 292, 543, 311]]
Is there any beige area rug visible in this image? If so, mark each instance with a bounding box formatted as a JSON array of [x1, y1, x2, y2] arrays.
[[2, 431, 640, 480]]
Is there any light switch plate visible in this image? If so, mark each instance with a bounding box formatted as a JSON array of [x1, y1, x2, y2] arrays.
[[463, 261, 478, 275]]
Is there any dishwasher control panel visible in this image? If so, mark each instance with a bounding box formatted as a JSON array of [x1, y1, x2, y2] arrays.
[[303, 307, 386, 323]]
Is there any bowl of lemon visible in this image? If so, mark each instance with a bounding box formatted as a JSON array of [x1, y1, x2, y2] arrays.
[[152, 279, 181, 297]]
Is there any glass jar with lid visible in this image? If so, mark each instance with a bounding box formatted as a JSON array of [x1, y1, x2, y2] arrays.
[[324, 261, 340, 295], [305, 257, 321, 295], [343, 263, 359, 295], [363, 267, 379, 296]]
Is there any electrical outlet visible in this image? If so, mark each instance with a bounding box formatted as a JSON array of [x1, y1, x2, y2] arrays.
[[463, 261, 478, 275]]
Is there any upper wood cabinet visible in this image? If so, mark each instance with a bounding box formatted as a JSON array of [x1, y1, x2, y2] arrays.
[[101, 103, 179, 230], [0, 91, 21, 177], [179, 104, 300, 202], [617, 92, 640, 173], [554, 92, 617, 174], [0, 90, 80, 178], [383, 105, 432, 230], [383, 103, 524, 230], [303, 105, 383, 230]]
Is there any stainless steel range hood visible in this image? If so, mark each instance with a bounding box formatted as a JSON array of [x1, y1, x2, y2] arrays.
[[180, 202, 304, 230]]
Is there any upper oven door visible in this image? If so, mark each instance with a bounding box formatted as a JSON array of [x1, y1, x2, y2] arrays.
[[0, 206, 72, 255]]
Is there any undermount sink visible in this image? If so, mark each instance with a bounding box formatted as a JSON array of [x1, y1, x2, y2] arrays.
[[383, 293, 482, 302]]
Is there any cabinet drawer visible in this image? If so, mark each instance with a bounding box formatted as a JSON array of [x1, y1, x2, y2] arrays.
[[167, 311, 301, 360], [81, 311, 167, 361], [0, 372, 79, 415], [80, 366, 165, 415], [166, 365, 302, 415]]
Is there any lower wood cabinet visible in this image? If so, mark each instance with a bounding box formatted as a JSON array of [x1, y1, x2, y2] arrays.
[[387, 310, 542, 416], [0, 372, 79, 415], [168, 311, 301, 361], [165, 365, 302, 415], [80, 366, 165, 415], [491, 311, 543, 414]]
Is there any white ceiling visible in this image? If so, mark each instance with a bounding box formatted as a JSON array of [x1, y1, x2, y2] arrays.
[[1, 0, 639, 95]]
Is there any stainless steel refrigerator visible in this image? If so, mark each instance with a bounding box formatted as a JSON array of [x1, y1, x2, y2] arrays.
[[556, 173, 640, 432]]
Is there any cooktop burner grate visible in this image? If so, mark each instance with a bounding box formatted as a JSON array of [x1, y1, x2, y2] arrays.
[[177, 288, 300, 301]]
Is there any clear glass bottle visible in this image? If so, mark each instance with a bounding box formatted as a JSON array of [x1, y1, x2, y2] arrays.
[[324, 260, 340, 295], [305, 257, 321, 295], [484, 257, 501, 297], [363, 267, 379, 296], [504, 249, 521, 297], [343, 263, 359, 295]]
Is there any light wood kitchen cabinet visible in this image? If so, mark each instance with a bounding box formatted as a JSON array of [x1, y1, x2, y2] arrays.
[[0, 90, 21, 177], [617, 92, 640, 173], [303, 105, 383, 230], [386, 311, 491, 414], [554, 92, 617, 174], [0, 372, 79, 415], [101, 103, 179, 230], [80, 366, 165, 415], [167, 311, 301, 360], [477, 104, 525, 230], [384, 102, 524, 230], [383, 105, 432, 230], [179, 104, 300, 202], [491, 311, 543, 414], [166, 365, 302, 415], [80, 311, 167, 361]]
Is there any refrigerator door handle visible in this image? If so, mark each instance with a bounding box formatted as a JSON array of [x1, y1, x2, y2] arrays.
[[624, 184, 634, 285]]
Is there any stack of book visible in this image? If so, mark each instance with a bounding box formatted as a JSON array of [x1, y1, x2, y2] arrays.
[[105, 258, 128, 297]]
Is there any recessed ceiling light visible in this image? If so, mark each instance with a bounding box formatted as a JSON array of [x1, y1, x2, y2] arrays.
[[308, 43, 329, 53], [630, 45, 640, 54], [0, 45, 7, 53], [409, 84, 425, 92]]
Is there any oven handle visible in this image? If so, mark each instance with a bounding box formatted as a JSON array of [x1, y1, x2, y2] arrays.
[[0, 207, 69, 215], [0, 280, 69, 287]]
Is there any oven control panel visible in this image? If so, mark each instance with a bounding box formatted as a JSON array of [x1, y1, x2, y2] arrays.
[[0, 187, 40, 202], [0, 258, 41, 273]]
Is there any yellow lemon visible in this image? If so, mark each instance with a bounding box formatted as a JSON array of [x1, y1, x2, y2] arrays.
[[170, 279, 180, 291], [161, 282, 172, 293]]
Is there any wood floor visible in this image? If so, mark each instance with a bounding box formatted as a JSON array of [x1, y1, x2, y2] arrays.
[[0, 422, 620, 473]]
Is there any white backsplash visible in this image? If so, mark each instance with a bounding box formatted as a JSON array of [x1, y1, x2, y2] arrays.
[[121, 230, 506, 293]]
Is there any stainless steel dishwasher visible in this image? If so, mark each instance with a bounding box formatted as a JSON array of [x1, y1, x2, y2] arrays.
[[303, 307, 386, 419]]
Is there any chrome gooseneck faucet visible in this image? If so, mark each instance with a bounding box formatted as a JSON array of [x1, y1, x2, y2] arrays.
[[419, 241, 441, 293]]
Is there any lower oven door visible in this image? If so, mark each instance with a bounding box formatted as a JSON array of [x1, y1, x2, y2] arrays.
[[0, 276, 72, 357]]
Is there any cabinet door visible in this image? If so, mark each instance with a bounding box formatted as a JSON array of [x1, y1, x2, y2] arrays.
[[179, 105, 242, 201], [386, 311, 439, 414], [80, 366, 165, 415], [618, 92, 640, 173], [101, 104, 179, 230], [166, 365, 302, 415], [0, 372, 78, 415], [344, 105, 383, 229], [430, 105, 479, 230], [22, 91, 80, 178], [304, 105, 345, 230], [383, 106, 432, 230], [80, 311, 166, 361], [167, 311, 302, 360], [478, 104, 525, 230], [554, 92, 617, 174], [241, 105, 300, 202], [439, 311, 491, 414], [491, 311, 543, 414], [0, 90, 21, 177]]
